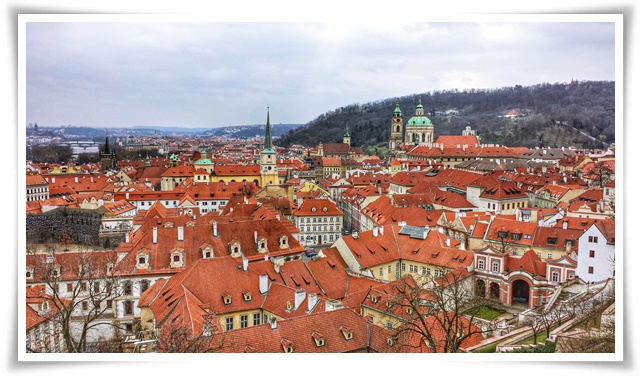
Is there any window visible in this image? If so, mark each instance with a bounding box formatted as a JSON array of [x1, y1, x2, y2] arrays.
[[551, 271, 559, 282], [123, 281, 133, 296], [81, 282, 87, 292], [512, 249, 518, 256], [524, 234, 531, 240], [434, 270, 442, 277], [588, 266, 594, 274], [124, 300, 133, 315], [498, 231, 508, 239], [140, 279, 150, 293], [388, 265, 392, 274], [379, 267, 383, 276], [478, 259, 485, 270], [253, 313, 261, 326], [93, 282, 100, 293], [588, 236, 599, 243], [589, 250, 595, 258], [511, 233, 521, 241], [173, 255, 181, 263], [138, 257, 146, 265], [67, 283, 73, 292], [492, 261, 499, 272], [422, 266, 427, 275], [82, 301, 88, 311], [225, 317, 234, 331], [240, 315, 248, 328], [547, 237, 557, 245], [401, 263, 405, 271]]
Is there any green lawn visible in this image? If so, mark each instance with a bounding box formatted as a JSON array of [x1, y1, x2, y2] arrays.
[[470, 306, 505, 321]]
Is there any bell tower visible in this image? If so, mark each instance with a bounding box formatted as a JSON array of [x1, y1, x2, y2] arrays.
[[260, 107, 278, 187], [389, 102, 403, 153]]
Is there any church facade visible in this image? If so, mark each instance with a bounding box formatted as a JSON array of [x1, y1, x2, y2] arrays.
[[388, 98, 435, 155]]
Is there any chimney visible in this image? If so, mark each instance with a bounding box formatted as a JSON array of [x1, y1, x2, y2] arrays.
[[242, 257, 248, 272], [325, 299, 344, 311], [269, 316, 277, 330], [446, 237, 451, 247], [562, 219, 568, 230], [177, 226, 184, 241], [152, 226, 158, 244], [75, 177, 78, 183], [125, 232, 129, 243], [373, 227, 378, 237], [307, 293, 318, 312], [259, 274, 269, 294], [352, 231, 358, 239], [294, 289, 306, 310], [254, 231, 258, 244], [126, 192, 129, 200], [212, 221, 218, 237], [379, 226, 384, 235]]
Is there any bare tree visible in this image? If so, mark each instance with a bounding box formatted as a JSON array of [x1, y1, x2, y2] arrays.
[[157, 314, 231, 353], [28, 249, 125, 353], [385, 268, 496, 353], [584, 161, 613, 188]]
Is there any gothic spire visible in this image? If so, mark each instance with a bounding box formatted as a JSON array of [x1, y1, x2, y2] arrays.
[[263, 106, 274, 152]]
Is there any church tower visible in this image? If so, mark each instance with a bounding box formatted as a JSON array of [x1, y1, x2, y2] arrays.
[[99, 134, 117, 172], [389, 102, 404, 153], [260, 107, 278, 187], [343, 126, 351, 145]]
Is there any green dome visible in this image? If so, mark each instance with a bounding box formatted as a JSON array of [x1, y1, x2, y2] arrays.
[[406, 115, 433, 126], [194, 158, 213, 165]]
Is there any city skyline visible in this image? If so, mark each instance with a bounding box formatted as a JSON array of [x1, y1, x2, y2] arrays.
[[25, 16, 617, 129]]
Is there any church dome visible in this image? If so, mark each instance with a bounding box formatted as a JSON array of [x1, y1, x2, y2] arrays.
[[406, 115, 433, 126]]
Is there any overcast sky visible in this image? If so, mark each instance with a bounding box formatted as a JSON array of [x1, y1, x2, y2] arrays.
[[25, 19, 616, 129]]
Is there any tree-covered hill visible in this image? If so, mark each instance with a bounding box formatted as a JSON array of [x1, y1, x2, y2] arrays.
[[276, 80, 614, 154]]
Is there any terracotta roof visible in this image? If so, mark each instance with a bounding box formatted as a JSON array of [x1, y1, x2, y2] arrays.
[[594, 218, 615, 245], [294, 199, 343, 217]]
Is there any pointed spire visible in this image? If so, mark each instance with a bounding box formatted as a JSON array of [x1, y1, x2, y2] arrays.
[[263, 106, 274, 152], [104, 134, 111, 154], [393, 102, 402, 116]]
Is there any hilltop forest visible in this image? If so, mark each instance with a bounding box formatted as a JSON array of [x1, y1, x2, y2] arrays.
[[275, 80, 615, 156]]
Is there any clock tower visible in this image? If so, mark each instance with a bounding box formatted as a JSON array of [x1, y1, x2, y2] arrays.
[[260, 107, 278, 187]]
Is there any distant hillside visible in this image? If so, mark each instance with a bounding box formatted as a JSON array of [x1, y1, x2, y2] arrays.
[[276, 80, 615, 154], [195, 123, 303, 139]]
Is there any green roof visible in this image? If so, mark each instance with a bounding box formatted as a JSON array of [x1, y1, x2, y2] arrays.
[[393, 102, 402, 116], [406, 115, 433, 126], [194, 158, 213, 164]]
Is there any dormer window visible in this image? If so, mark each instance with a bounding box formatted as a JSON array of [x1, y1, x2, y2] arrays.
[[547, 237, 558, 245], [311, 207, 316, 212], [136, 252, 149, 269], [406, 307, 413, 315], [26, 267, 34, 279], [511, 233, 521, 241], [312, 331, 325, 347], [170, 249, 184, 268], [286, 301, 293, 311], [257, 238, 268, 253], [340, 325, 353, 340], [281, 338, 294, 353], [222, 292, 232, 305], [279, 235, 288, 249], [371, 294, 379, 304], [387, 336, 395, 347], [229, 241, 241, 258], [41, 301, 49, 313], [243, 290, 252, 302], [497, 231, 508, 239]]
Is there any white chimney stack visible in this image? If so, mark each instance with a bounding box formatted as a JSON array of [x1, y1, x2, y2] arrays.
[[178, 226, 184, 241], [307, 293, 318, 312], [352, 231, 358, 239], [152, 226, 158, 244], [242, 257, 248, 272], [212, 221, 218, 237], [446, 237, 451, 247], [563, 220, 568, 230], [259, 274, 269, 294], [379, 226, 384, 235], [269, 316, 277, 330], [254, 231, 258, 243], [373, 227, 378, 237], [294, 289, 306, 310]]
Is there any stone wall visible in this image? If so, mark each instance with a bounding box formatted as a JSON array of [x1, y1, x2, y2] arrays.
[[26, 207, 124, 249]]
